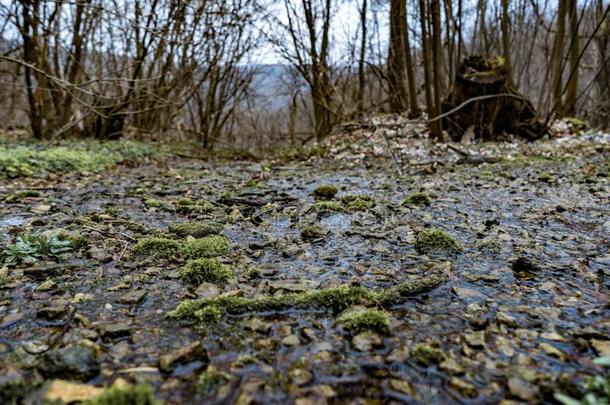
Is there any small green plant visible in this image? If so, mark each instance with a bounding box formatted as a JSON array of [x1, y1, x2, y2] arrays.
[[415, 229, 461, 254], [174, 198, 214, 214], [144, 198, 164, 209], [402, 192, 432, 207], [182, 236, 230, 258], [84, 383, 161, 405], [555, 357, 610, 405], [179, 258, 234, 285], [313, 184, 338, 199], [345, 198, 375, 212], [335, 309, 390, 335], [2, 233, 73, 265]]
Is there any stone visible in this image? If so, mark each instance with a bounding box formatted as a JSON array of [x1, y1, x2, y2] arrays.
[[37, 299, 69, 320], [268, 279, 320, 293], [496, 311, 518, 327], [36, 279, 57, 292], [99, 322, 132, 341], [389, 379, 417, 397], [89, 247, 113, 263], [245, 318, 272, 334], [118, 290, 147, 305], [159, 342, 207, 372], [507, 377, 538, 401], [40, 345, 100, 380], [440, 357, 464, 374], [449, 377, 477, 397], [195, 282, 222, 299], [290, 368, 313, 386], [591, 339, 610, 357], [43, 379, 102, 403], [352, 331, 382, 352], [281, 334, 301, 346], [464, 331, 486, 348]]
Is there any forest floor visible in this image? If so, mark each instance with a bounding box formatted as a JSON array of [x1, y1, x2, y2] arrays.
[[0, 119, 609, 404]]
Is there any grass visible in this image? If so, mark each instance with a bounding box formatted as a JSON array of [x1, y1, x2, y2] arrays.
[[0, 139, 158, 178]]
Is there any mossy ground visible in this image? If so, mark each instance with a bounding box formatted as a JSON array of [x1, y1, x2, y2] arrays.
[[335, 309, 390, 335], [83, 384, 160, 405], [313, 184, 338, 199], [182, 236, 230, 258], [179, 258, 233, 285], [132, 237, 182, 259], [414, 228, 461, 253], [402, 192, 432, 206], [169, 222, 223, 238]]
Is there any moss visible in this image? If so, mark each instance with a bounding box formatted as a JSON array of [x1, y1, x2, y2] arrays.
[[412, 343, 446, 366], [59, 232, 90, 250], [415, 229, 461, 254], [5, 190, 42, 202], [182, 236, 230, 258], [198, 367, 231, 395], [84, 384, 161, 405], [168, 274, 446, 324], [345, 198, 375, 212], [310, 201, 344, 213], [132, 237, 182, 259], [169, 222, 223, 238], [179, 258, 234, 285], [335, 309, 390, 335], [175, 198, 214, 214], [313, 184, 338, 199], [340, 194, 372, 204], [538, 171, 553, 182], [144, 198, 164, 208], [402, 192, 432, 207], [300, 225, 326, 240]]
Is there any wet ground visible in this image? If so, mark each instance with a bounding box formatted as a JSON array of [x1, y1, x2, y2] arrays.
[[0, 128, 609, 404]]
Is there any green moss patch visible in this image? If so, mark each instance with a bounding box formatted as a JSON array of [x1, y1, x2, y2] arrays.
[[179, 258, 234, 285], [310, 201, 344, 213], [183, 236, 230, 258], [168, 274, 446, 323], [175, 198, 215, 214], [84, 384, 161, 405], [313, 184, 338, 199], [169, 222, 223, 238], [300, 225, 327, 240], [5, 190, 42, 202], [415, 229, 461, 254], [132, 237, 182, 259], [198, 367, 231, 395], [335, 309, 390, 335], [402, 192, 432, 207], [412, 343, 446, 365]]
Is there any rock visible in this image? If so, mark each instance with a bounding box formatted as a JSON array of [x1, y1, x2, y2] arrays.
[[36, 279, 57, 292], [507, 377, 538, 401], [440, 357, 464, 374], [159, 342, 208, 372], [591, 339, 610, 357], [43, 379, 102, 403], [0, 366, 27, 398], [37, 299, 69, 320], [539, 342, 565, 360], [89, 246, 113, 263], [496, 311, 518, 327], [389, 379, 417, 397], [245, 318, 272, 334], [268, 279, 320, 293], [512, 256, 541, 278], [195, 282, 222, 299], [352, 331, 382, 352], [40, 345, 100, 380], [290, 367, 313, 386], [453, 286, 486, 301], [464, 331, 486, 348], [99, 322, 132, 341], [118, 290, 147, 305], [32, 204, 51, 214], [281, 334, 301, 346], [449, 377, 477, 397], [118, 366, 163, 385]]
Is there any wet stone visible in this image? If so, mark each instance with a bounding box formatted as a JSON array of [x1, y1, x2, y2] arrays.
[[507, 377, 539, 401], [99, 322, 132, 341], [195, 282, 222, 299], [37, 299, 69, 320], [40, 345, 100, 380], [159, 341, 208, 372], [118, 290, 147, 305], [352, 331, 382, 352], [89, 246, 113, 263], [43, 379, 102, 403]]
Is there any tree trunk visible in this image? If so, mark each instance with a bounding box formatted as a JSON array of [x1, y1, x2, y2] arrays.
[[564, 0, 579, 116], [419, 0, 434, 122], [388, 0, 408, 113], [501, 0, 512, 85], [404, 9, 420, 117], [552, 0, 568, 116], [430, 0, 443, 140]]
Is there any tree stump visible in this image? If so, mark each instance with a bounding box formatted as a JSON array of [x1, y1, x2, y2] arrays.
[[441, 56, 547, 142]]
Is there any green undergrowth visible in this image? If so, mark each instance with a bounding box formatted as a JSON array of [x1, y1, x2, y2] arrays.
[[335, 308, 390, 335], [174, 198, 215, 214], [310, 201, 344, 213], [167, 273, 446, 324], [131, 235, 230, 260], [0, 139, 159, 178], [2, 232, 73, 266], [83, 383, 161, 405], [169, 222, 223, 238], [314, 184, 338, 199], [402, 192, 433, 207]]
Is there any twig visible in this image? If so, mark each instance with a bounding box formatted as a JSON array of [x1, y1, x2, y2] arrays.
[[426, 93, 526, 123]]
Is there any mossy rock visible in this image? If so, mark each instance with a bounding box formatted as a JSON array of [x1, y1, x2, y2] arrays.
[[182, 236, 230, 259], [169, 222, 223, 238], [300, 225, 327, 240], [335, 309, 390, 335], [168, 273, 446, 323], [179, 258, 233, 285], [402, 192, 432, 207], [310, 201, 344, 213], [5, 190, 42, 202], [198, 367, 231, 396], [83, 383, 161, 405], [174, 198, 214, 214], [313, 184, 338, 199], [415, 229, 461, 254], [143, 198, 164, 209], [132, 237, 182, 259], [412, 343, 446, 366]]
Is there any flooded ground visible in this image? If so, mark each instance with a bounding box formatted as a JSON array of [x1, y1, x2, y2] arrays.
[[0, 126, 609, 404]]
